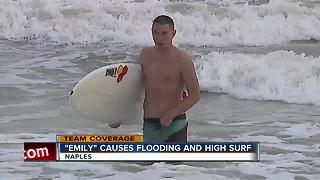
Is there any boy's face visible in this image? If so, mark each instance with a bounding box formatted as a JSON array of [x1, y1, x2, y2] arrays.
[[152, 23, 176, 49]]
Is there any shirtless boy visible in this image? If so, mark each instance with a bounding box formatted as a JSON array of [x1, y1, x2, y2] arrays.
[[138, 15, 200, 142]]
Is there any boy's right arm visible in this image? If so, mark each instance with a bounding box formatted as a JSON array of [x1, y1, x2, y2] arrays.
[[136, 48, 148, 65]]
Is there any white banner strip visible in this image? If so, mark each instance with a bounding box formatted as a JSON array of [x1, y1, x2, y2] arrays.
[[59, 152, 258, 161]]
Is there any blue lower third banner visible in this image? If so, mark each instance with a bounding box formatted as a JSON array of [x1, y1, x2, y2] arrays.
[[57, 142, 260, 161]]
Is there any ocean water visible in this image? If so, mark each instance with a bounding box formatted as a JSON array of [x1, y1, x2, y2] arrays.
[[1, 0, 320, 179]]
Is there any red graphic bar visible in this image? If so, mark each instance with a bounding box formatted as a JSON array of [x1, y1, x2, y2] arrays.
[[24, 142, 56, 161]]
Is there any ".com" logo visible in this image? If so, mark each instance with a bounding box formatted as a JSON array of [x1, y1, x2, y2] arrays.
[[105, 65, 128, 83]]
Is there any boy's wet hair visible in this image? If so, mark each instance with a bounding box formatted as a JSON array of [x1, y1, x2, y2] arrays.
[[152, 15, 175, 29]]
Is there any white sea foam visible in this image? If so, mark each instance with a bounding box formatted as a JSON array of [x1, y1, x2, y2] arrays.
[[0, 133, 54, 143], [0, 0, 319, 46], [278, 122, 320, 138], [196, 50, 320, 105], [233, 133, 285, 143]]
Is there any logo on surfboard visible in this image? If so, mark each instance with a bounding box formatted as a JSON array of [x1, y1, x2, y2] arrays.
[[105, 65, 128, 83]]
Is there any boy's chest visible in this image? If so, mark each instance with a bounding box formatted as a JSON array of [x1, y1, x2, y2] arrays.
[[143, 59, 181, 82]]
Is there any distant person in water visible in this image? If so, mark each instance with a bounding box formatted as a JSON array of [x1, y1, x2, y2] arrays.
[[137, 15, 200, 142]]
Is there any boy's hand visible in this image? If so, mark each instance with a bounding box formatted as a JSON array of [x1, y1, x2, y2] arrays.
[[160, 111, 175, 127]]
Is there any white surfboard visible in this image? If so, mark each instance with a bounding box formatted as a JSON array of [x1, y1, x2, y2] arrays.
[[69, 62, 144, 127]]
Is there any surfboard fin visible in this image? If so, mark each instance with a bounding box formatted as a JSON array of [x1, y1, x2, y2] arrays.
[[108, 122, 122, 128]]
